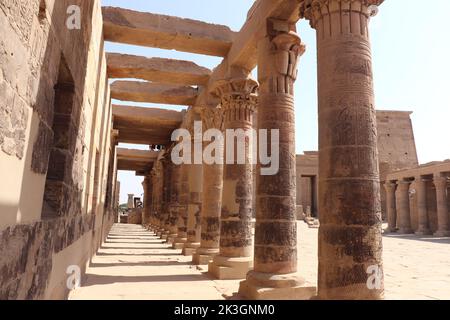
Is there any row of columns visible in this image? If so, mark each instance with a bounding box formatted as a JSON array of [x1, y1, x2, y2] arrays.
[[384, 175, 450, 237], [143, 0, 385, 300]]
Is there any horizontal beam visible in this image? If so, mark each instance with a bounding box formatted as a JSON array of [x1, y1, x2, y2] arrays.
[[113, 104, 184, 123], [195, 0, 302, 107], [111, 81, 197, 106], [113, 105, 183, 145], [103, 7, 236, 57], [117, 148, 159, 161], [107, 53, 211, 86]]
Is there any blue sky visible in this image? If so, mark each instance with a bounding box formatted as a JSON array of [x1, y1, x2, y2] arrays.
[[102, 0, 450, 204]]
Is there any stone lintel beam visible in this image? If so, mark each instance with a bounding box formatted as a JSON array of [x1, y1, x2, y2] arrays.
[[102, 7, 236, 57], [195, 0, 303, 108], [111, 81, 197, 106], [107, 53, 211, 86], [117, 148, 159, 162], [117, 148, 157, 172], [113, 104, 184, 123]]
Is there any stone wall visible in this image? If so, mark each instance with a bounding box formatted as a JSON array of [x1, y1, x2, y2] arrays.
[[0, 0, 116, 299], [296, 152, 318, 216]]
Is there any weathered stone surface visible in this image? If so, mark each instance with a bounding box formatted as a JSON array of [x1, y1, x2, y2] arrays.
[[207, 77, 257, 279], [107, 53, 211, 86], [0, 80, 29, 159], [111, 80, 198, 106], [31, 120, 53, 174], [300, 0, 384, 300], [102, 7, 236, 57]]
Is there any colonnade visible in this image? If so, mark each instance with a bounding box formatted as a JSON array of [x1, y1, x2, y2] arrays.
[[140, 0, 385, 300]]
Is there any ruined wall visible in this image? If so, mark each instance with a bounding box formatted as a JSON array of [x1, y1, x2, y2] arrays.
[[0, 0, 115, 299]]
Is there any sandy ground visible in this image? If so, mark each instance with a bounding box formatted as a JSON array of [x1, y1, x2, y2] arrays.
[[69, 223, 450, 300]]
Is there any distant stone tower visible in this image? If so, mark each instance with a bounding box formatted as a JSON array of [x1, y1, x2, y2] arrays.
[[376, 111, 419, 217], [127, 194, 135, 209]]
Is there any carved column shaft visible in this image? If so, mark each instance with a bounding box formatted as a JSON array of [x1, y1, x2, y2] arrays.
[[183, 158, 203, 254], [396, 180, 412, 234], [142, 175, 153, 226], [434, 176, 450, 237], [239, 21, 318, 300], [208, 77, 257, 279], [254, 30, 302, 274], [301, 0, 384, 299], [219, 78, 257, 258], [384, 182, 397, 233], [167, 161, 182, 242], [160, 158, 173, 237], [193, 108, 224, 265], [173, 163, 189, 247], [415, 178, 430, 235]]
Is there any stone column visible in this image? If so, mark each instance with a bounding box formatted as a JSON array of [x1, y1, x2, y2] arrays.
[[300, 0, 384, 299], [167, 162, 182, 243], [173, 164, 189, 249], [433, 176, 450, 237], [415, 178, 431, 235], [127, 194, 134, 209], [149, 171, 158, 230], [239, 20, 315, 300], [192, 108, 224, 265], [384, 182, 397, 233], [182, 160, 203, 255], [154, 161, 165, 235], [160, 157, 172, 239], [207, 75, 257, 280], [396, 180, 413, 234], [142, 175, 153, 228]]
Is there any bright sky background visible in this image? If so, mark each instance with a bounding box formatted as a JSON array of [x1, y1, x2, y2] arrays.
[[102, 0, 450, 204]]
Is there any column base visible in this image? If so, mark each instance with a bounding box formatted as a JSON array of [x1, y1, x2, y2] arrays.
[[182, 242, 200, 256], [238, 271, 316, 300], [192, 248, 219, 265], [172, 237, 187, 249], [398, 228, 413, 234], [208, 255, 253, 280], [434, 230, 450, 237], [415, 229, 431, 236], [160, 231, 170, 240], [166, 234, 177, 244]]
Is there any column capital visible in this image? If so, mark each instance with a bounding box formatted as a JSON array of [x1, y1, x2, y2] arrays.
[[384, 181, 396, 192], [397, 180, 411, 190], [258, 30, 305, 95], [433, 176, 448, 190], [212, 77, 258, 117], [199, 106, 224, 131], [300, 0, 384, 28]]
